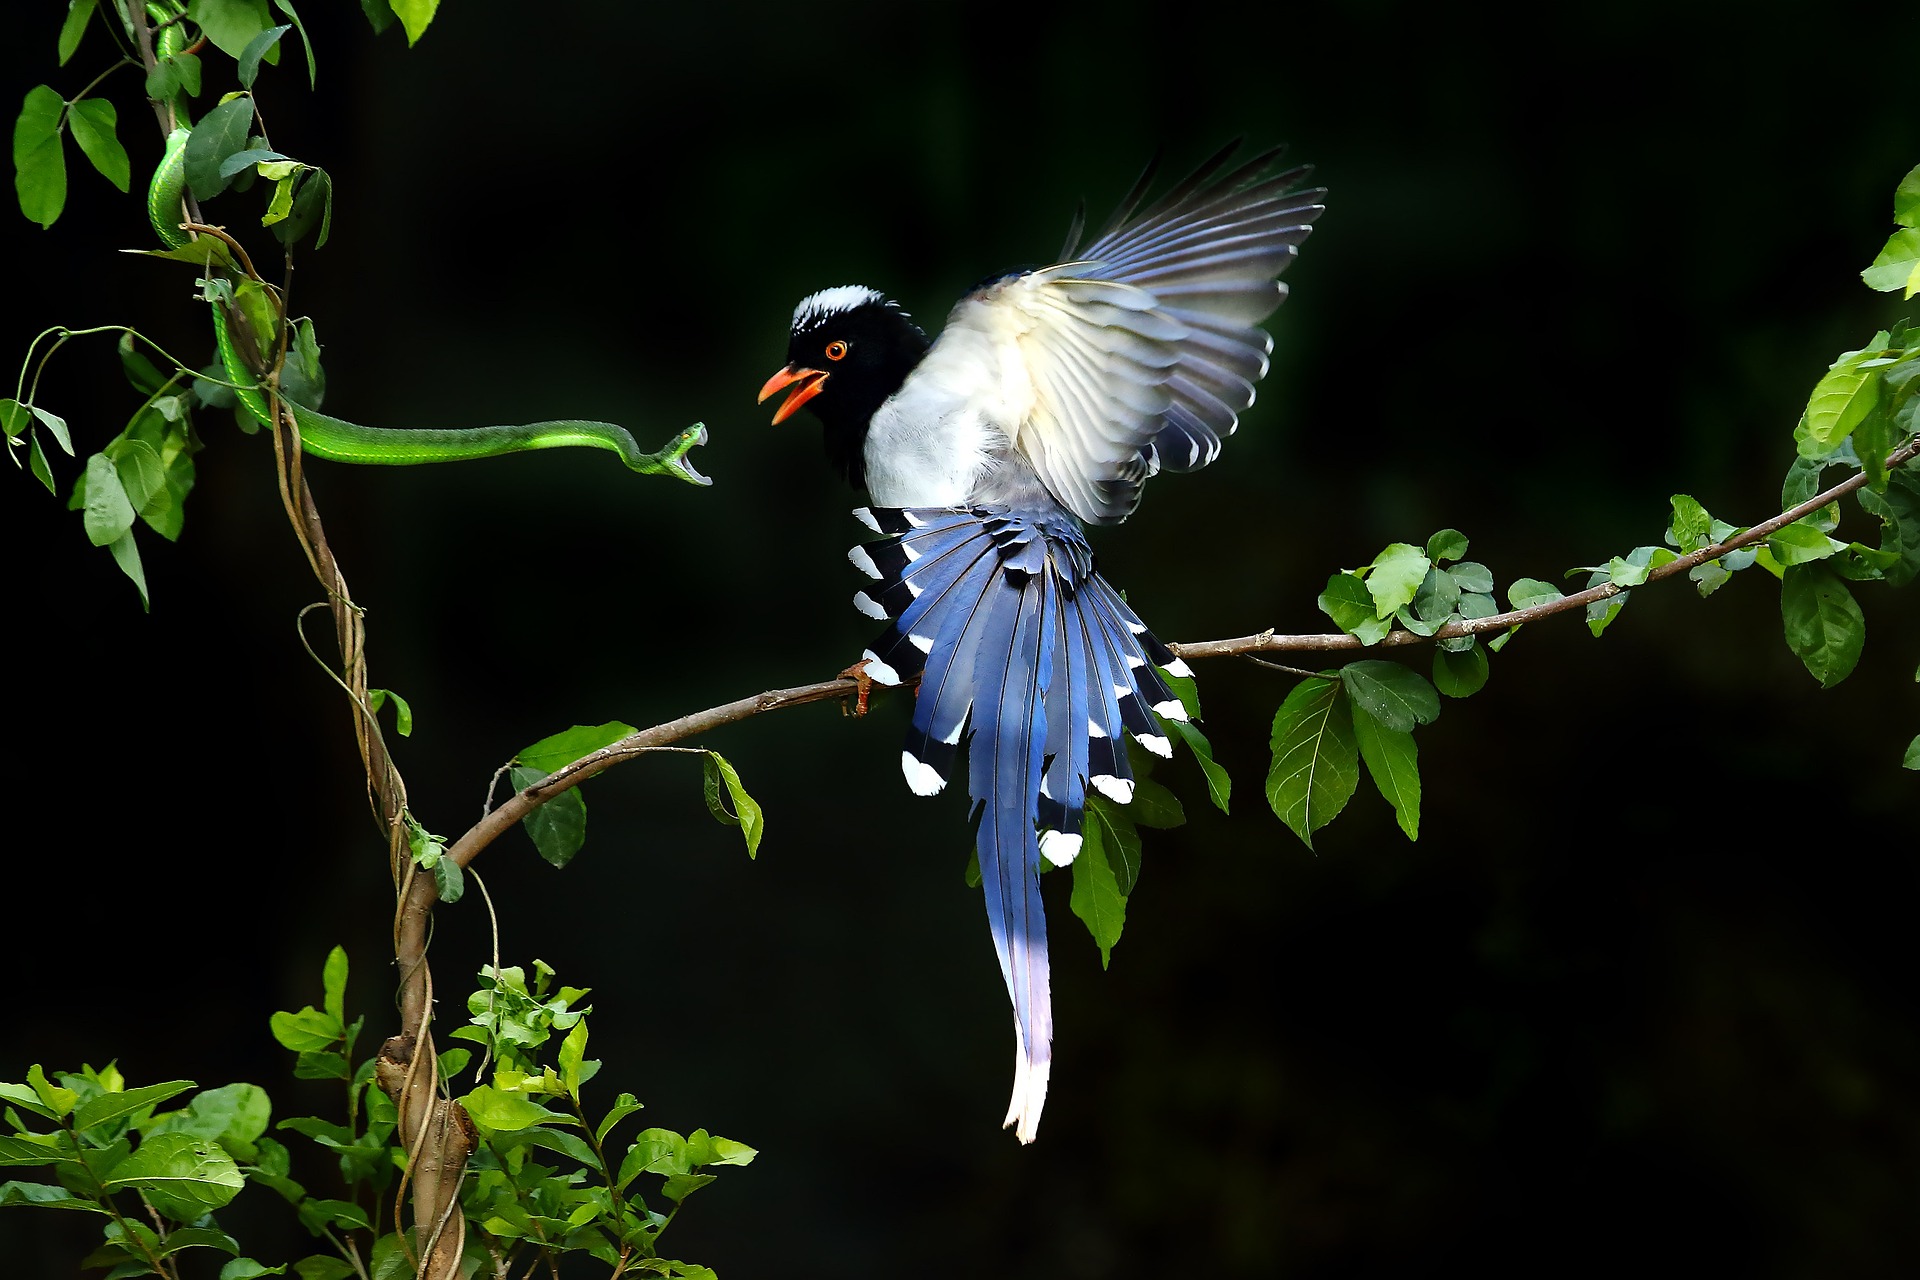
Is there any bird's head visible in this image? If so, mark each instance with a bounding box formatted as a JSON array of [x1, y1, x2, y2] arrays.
[[759, 285, 929, 486]]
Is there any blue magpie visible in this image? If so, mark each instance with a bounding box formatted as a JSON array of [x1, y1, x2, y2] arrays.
[[759, 143, 1324, 1141]]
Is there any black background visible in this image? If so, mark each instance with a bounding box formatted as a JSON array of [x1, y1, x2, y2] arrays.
[[5, 1, 1918, 1276]]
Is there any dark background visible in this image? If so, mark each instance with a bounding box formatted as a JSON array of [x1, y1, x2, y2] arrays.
[[5, 1, 1918, 1276]]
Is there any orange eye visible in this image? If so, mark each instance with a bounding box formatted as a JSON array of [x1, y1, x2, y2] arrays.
[[824, 340, 849, 361]]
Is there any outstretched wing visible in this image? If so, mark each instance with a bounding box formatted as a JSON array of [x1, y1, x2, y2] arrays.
[[926, 142, 1325, 525]]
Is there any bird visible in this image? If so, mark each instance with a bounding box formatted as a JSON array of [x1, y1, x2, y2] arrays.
[[757, 142, 1325, 1142]]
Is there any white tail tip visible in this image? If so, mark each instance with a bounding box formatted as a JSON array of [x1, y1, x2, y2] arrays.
[[1002, 1036, 1051, 1144]]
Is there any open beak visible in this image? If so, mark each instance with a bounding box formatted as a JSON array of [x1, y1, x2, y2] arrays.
[[758, 364, 828, 425]]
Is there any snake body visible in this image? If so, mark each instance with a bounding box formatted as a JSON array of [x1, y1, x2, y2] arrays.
[[145, 21, 706, 483]]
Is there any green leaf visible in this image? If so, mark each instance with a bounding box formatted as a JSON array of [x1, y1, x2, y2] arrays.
[[1856, 469, 1920, 587], [1895, 163, 1920, 227], [271, 0, 318, 86], [58, 0, 97, 65], [358, 0, 397, 34], [1444, 559, 1494, 595], [1128, 776, 1186, 830], [661, 1173, 717, 1203], [183, 97, 255, 200], [66, 98, 127, 192], [1070, 817, 1127, 967], [269, 166, 331, 247], [1425, 528, 1468, 563], [1364, 543, 1430, 618], [217, 147, 291, 180], [0, 1179, 106, 1211], [1863, 227, 1920, 295], [1432, 642, 1489, 697], [701, 1135, 756, 1167], [0, 1132, 78, 1167], [1768, 520, 1847, 565], [1902, 735, 1918, 770], [297, 1197, 372, 1235], [103, 1131, 244, 1222], [291, 1051, 348, 1081], [1669, 493, 1713, 552], [363, 687, 411, 737], [1798, 344, 1885, 456], [291, 1259, 357, 1280], [1317, 570, 1391, 644], [1165, 719, 1229, 814], [517, 722, 636, 773], [1779, 563, 1865, 688], [158, 1225, 241, 1257], [1338, 660, 1440, 734], [72, 1080, 195, 1131], [109, 438, 167, 516], [81, 452, 137, 544], [0, 1080, 60, 1121], [148, 1083, 272, 1162], [262, 168, 297, 226], [285, 315, 326, 406], [388, 0, 440, 44], [191, 0, 277, 59], [269, 1006, 342, 1052], [431, 853, 464, 903], [0, 399, 29, 439], [511, 766, 587, 868], [221, 1261, 288, 1279], [620, 1128, 690, 1189], [1084, 794, 1141, 894], [1266, 678, 1359, 850], [116, 336, 168, 398], [164, 51, 204, 100], [701, 751, 764, 857], [29, 434, 56, 494], [31, 405, 73, 456], [558, 1020, 588, 1102], [1408, 565, 1459, 629], [237, 24, 291, 89], [498, 1125, 597, 1168], [595, 1094, 644, 1146], [26, 1066, 77, 1119], [321, 946, 348, 1025], [1507, 577, 1564, 611], [458, 1085, 561, 1133], [14, 85, 67, 228], [1351, 711, 1420, 840]]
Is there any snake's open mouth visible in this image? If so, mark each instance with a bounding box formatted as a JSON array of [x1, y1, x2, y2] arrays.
[[757, 365, 827, 425]]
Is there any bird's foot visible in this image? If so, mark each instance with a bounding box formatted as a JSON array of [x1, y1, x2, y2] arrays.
[[838, 658, 874, 717]]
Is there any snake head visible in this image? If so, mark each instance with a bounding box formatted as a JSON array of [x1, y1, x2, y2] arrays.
[[648, 422, 711, 486]]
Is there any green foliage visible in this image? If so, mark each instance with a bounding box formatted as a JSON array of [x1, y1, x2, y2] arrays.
[[508, 722, 633, 866], [701, 750, 764, 857], [449, 960, 752, 1276], [1267, 676, 1358, 849], [1318, 528, 1499, 647], [0, 949, 375, 1279], [1861, 163, 1920, 298], [4, 946, 750, 1278]]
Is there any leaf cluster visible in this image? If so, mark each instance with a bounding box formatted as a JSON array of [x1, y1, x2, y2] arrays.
[[448, 960, 754, 1278]]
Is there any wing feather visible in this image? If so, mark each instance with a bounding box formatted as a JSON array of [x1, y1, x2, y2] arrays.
[[912, 142, 1324, 524]]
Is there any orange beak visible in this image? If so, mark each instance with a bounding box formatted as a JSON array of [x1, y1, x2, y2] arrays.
[[758, 364, 828, 425]]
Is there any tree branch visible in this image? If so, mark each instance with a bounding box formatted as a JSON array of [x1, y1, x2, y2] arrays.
[[438, 436, 1916, 878]]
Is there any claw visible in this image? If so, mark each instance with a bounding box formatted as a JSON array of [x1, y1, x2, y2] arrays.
[[838, 658, 873, 717]]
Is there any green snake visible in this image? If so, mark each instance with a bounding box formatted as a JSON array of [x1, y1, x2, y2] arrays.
[[143, 10, 707, 484]]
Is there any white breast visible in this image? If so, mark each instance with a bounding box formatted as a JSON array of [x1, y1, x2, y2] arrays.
[[861, 300, 1034, 508]]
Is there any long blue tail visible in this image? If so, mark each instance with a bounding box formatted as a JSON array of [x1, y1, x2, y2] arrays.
[[846, 504, 1191, 1142]]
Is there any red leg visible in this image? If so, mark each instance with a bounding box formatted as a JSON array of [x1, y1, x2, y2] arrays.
[[838, 658, 873, 717]]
